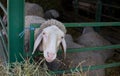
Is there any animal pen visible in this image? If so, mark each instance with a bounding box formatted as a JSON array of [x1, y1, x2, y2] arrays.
[[0, 0, 120, 75]]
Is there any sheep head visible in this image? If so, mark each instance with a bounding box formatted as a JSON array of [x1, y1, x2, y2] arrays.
[[32, 19, 66, 62]]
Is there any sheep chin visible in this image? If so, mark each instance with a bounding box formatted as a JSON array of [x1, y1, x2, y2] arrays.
[[46, 58, 55, 63]]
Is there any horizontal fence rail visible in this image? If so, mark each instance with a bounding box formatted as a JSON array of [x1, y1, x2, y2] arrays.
[[52, 62, 120, 74], [64, 22, 120, 27], [61, 44, 120, 53], [29, 22, 120, 29]]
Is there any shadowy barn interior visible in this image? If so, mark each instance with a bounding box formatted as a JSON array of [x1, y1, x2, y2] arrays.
[[0, 0, 120, 76]]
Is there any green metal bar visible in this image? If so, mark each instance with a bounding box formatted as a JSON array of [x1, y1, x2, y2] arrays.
[[64, 22, 120, 27], [0, 2, 7, 15], [63, 44, 120, 53], [73, 0, 79, 14], [29, 24, 35, 56], [95, 0, 102, 21], [8, 0, 24, 62], [29, 22, 120, 28], [53, 62, 120, 74]]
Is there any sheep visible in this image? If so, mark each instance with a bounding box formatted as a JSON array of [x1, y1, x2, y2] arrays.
[[76, 27, 114, 61], [25, 16, 67, 62], [66, 26, 114, 76], [47, 34, 105, 76], [2, 2, 59, 26], [25, 3, 59, 19], [25, 2, 44, 17], [46, 34, 84, 70], [44, 9, 59, 19], [63, 34, 105, 76]]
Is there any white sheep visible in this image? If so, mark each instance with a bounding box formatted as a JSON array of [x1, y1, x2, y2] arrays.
[[63, 34, 105, 76], [25, 16, 67, 62], [25, 2, 44, 17], [46, 34, 105, 75], [44, 9, 59, 19], [76, 27, 114, 61], [46, 34, 84, 70]]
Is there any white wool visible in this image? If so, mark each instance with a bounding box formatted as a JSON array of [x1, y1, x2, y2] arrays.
[[25, 16, 45, 27], [25, 2, 44, 17], [66, 34, 105, 76], [25, 16, 45, 45], [40, 19, 66, 34], [76, 27, 114, 61], [53, 34, 105, 76], [65, 34, 84, 48]]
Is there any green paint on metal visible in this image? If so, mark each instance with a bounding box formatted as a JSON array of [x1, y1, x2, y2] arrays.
[[73, 0, 79, 14], [94, 0, 102, 31], [95, 0, 102, 22], [29, 24, 35, 56], [64, 22, 120, 27], [63, 44, 120, 53], [29, 22, 120, 28], [8, 0, 24, 62], [0, 2, 7, 15], [53, 62, 120, 74]]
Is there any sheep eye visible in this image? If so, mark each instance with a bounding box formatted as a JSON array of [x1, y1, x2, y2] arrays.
[[61, 36, 64, 39], [43, 32, 45, 35]]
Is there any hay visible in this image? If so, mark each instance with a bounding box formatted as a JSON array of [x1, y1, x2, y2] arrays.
[[0, 57, 55, 76], [0, 57, 90, 76], [59, 60, 89, 76]]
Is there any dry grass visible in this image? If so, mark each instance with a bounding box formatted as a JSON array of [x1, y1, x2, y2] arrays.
[[62, 61, 89, 76], [0, 57, 55, 76], [0, 56, 89, 76]]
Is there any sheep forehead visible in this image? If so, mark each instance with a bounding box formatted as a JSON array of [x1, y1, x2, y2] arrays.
[[43, 25, 64, 36]]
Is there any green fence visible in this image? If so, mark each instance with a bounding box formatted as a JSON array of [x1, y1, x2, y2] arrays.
[[0, 0, 120, 75], [8, 0, 24, 63], [29, 23, 120, 74]]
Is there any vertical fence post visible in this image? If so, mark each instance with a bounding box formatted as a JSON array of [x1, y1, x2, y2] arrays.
[[8, 0, 24, 62], [95, 0, 102, 31], [95, 0, 102, 21], [73, 0, 79, 15]]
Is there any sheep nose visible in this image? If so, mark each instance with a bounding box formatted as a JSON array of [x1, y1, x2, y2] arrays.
[[47, 52, 55, 58]]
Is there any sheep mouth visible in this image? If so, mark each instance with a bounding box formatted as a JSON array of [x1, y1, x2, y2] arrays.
[[45, 58, 55, 62]]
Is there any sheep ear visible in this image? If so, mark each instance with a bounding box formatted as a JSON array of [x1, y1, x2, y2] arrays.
[[32, 33, 43, 55], [60, 38, 67, 59]]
